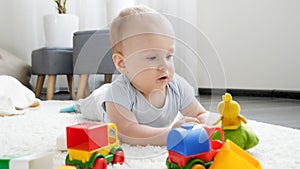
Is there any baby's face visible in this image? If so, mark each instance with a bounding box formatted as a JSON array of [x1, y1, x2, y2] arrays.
[[122, 34, 175, 94]]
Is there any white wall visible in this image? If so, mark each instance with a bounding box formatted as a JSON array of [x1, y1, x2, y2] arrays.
[[0, 0, 108, 63], [0, 0, 108, 90], [197, 0, 300, 90], [0, 0, 299, 91], [0, 0, 54, 64], [0, 1, 13, 53]]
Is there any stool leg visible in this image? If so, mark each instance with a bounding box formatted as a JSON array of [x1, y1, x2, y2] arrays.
[[67, 74, 74, 100], [47, 75, 56, 100], [104, 74, 112, 83], [35, 75, 45, 98], [84, 83, 90, 97], [76, 74, 90, 100]]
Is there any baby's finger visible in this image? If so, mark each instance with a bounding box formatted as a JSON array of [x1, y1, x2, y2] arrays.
[[196, 112, 209, 124], [183, 116, 200, 124]]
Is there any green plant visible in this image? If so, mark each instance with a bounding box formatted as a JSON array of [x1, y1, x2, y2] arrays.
[[54, 0, 67, 14]]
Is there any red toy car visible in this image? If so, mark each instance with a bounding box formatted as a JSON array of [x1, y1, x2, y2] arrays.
[[65, 122, 124, 169], [166, 124, 224, 169]]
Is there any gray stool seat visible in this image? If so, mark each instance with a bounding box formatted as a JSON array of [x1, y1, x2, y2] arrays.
[[32, 47, 73, 75], [73, 29, 118, 99], [73, 29, 116, 74], [31, 47, 74, 100]]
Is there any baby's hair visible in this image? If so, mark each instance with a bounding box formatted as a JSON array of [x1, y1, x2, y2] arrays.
[[118, 5, 157, 18], [109, 5, 159, 53]]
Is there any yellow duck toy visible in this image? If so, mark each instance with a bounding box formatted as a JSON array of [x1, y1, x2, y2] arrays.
[[213, 93, 247, 130], [212, 93, 259, 150]]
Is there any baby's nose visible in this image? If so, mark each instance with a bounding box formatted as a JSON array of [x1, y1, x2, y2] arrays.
[[157, 63, 168, 72], [157, 58, 169, 71]]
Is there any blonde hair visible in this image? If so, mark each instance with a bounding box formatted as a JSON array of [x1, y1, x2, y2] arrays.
[[109, 5, 174, 53]]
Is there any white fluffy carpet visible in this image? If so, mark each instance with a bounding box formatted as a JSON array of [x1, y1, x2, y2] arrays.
[[1, 100, 300, 169]]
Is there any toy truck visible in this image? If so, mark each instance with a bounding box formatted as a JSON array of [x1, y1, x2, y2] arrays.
[[166, 124, 225, 169], [65, 122, 124, 169], [209, 139, 262, 169]]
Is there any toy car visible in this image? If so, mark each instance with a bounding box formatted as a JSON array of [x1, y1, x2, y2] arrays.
[[65, 122, 124, 169], [166, 124, 224, 169]]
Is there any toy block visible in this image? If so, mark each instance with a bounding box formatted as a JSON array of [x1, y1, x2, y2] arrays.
[[66, 122, 108, 151], [0, 152, 53, 169], [56, 166, 76, 169], [56, 133, 67, 151]]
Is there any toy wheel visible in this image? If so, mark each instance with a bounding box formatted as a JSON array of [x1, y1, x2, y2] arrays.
[[65, 154, 73, 166], [112, 150, 125, 164], [93, 157, 107, 169], [166, 158, 171, 168], [191, 164, 205, 169], [166, 158, 179, 169]]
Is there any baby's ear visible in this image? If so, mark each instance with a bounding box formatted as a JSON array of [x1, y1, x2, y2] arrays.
[[112, 53, 127, 74]]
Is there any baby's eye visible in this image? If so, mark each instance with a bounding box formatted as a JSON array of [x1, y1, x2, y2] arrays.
[[166, 54, 174, 60], [147, 56, 157, 60]]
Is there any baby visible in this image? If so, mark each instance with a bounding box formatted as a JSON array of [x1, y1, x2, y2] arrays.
[[62, 5, 208, 145]]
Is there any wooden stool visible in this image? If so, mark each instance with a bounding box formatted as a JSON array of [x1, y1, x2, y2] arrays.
[[73, 29, 118, 100], [31, 47, 74, 100], [76, 74, 112, 100]]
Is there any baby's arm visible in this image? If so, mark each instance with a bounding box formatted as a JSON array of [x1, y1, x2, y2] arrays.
[[180, 97, 208, 124], [105, 101, 170, 146]]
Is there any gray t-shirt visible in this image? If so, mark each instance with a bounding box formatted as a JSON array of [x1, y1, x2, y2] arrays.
[[103, 73, 195, 128]]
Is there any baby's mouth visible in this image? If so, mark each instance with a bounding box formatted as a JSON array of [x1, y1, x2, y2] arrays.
[[159, 76, 167, 80], [157, 75, 169, 81]]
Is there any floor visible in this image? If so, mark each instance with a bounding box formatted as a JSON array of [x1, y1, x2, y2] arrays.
[[40, 92, 300, 130], [198, 95, 300, 130]]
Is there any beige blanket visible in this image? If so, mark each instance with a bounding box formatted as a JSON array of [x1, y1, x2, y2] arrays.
[[0, 48, 31, 88]]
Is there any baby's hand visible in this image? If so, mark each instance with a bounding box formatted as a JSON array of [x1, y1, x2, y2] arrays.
[[172, 116, 200, 128], [196, 111, 209, 124]]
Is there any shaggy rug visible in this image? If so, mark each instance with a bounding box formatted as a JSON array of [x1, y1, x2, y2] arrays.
[[1, 101, 300, 169]]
